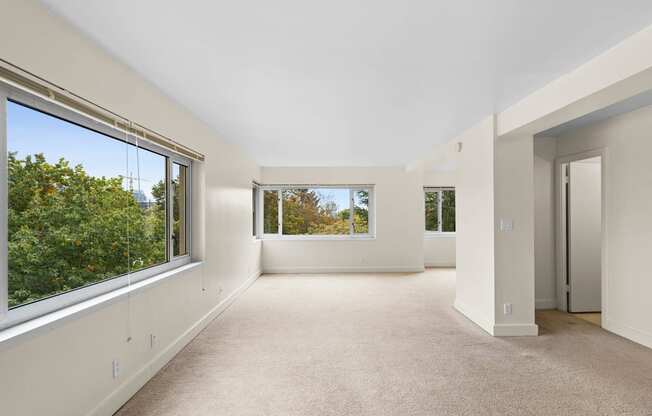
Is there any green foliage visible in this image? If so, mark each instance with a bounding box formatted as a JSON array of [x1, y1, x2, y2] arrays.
[[424, 190, 455, 232], [441, 190, 455, 232], [262, 188, 369, 235], [263, 190, 279, 233], [8, 153, 166, 308], [353, 190, 369, 233], [425, 191, 439, 231]]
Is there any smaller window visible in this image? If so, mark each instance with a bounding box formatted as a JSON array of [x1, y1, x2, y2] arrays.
[[425, 187, 455, 233], [172, 163, 189, 256], [261, 186, 373, 237]]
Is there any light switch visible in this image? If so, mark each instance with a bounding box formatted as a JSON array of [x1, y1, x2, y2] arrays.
[[500, 218, 513, 232]]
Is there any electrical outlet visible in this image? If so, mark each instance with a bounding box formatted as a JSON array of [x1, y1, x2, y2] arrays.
[[112, 359, 120, 379], [504, 303, 512, 315]]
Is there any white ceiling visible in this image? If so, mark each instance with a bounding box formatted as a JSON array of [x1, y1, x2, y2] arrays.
[[40, 0, 652, 166]]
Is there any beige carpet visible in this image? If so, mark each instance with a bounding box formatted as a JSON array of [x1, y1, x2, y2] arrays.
[[115, 269, 652, 416]]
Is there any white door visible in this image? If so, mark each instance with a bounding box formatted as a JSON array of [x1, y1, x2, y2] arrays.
[[568, 158, 602, 313]]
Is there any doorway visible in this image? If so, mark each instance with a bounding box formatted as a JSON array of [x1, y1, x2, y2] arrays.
[[558, 154, 603, 325]]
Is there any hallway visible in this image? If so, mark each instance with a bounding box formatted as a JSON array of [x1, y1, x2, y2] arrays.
[[116, 269, 652, 416]]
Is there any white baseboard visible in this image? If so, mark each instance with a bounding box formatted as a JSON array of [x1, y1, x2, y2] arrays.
[[603, 317, 652, 350], [262, 266, 425, 274], [535, 298, 557, 310], [424, 262, 456, 268], [493, 323, 539, 336], [453, 299, 494, 335], [89, 270, 262, 416]]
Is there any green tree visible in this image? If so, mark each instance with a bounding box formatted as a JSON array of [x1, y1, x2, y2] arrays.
[[425, 191, 439, 231], [8, 153, 166, 307], [441, 190, 455, 232]]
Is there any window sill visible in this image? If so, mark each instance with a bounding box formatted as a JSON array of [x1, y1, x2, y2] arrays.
[[262, 235, 376, 241], [0, 261, 203, 350], [424, 232, 456, 239]]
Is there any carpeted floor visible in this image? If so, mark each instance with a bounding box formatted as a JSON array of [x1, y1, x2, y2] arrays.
[[115, 269, 652, 416]]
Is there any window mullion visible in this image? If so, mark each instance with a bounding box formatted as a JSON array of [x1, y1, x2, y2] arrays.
[[277, 190, 282, 236], [0, 93, 7, 319], [349, 189, 354, 235], [166, 158, 173, 261], [438, 190, 443, 233]]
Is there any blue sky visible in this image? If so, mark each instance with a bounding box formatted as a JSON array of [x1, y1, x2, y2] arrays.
[[7, 100, 165, 201], [313, 188, 349, 212]]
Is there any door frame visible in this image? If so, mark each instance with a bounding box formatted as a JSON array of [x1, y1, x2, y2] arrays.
[[554, 147, 608, 322]]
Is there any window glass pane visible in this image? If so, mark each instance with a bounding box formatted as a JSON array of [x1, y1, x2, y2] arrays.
[[263, 190, 278, 234], [6, 100, 166, 308], [127, 144, 167, 270], [353, 190, 369, 233], [425, 191, 440, 231], [282, 188, 350, 235], [172, 163, 188, 256], [441, 190, 456, 232]]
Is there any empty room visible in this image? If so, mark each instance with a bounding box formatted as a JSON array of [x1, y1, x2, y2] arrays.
[[2, 1, 652, 415]]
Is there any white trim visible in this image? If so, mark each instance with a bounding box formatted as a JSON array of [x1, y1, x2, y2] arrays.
[[535, 298, 557, 310], [263, 266, 424, 274], [425, 262, 455, 268], [0, 262, 202, 349], [0, 90, 7, 321], [87, 268, 261, 416], [453, 299, 494, 335], [493, 323, 539, 336], [262, 235, 375, 241], [424, 232, 456, 239], [603, 317, 652, 350]]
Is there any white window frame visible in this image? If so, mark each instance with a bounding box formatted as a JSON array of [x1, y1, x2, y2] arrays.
[[252, 182, 260, 239], [424, 187, 455, 236], [260, 185, 375, 240], [0, 81, 192, 330]]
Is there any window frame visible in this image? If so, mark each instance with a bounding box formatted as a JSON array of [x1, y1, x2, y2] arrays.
[[0, 81, 192, 330], [260, 185, 375, 240], [252, 182, 260, 239], [424, 187, 455, 236]]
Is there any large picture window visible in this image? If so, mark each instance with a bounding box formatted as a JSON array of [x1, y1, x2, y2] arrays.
[[261, 186, 373, 238], [425, 187, 455, 233], [1, 84, 192, 328]]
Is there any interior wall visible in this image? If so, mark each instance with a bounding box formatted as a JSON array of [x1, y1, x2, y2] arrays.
[[423, 170, 456, 267], [556, 104, 652, 349], [533, 137, 557, 309], [261, 166, 424, 273], [493, 134, 537, 335], [0, 1, 262, 415], [453, 116, 496, 334]]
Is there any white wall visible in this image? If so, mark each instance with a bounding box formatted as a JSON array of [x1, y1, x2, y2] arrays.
[[261, 166, 424, 273], [493, 134, 537, 335], [533, 137, 557, 309], [423, 170, 456, 267], [453, 119, 538, 336], [555, 104, 652, 348], [0, 1, 261, 415], [453, 116, 496, 334]]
